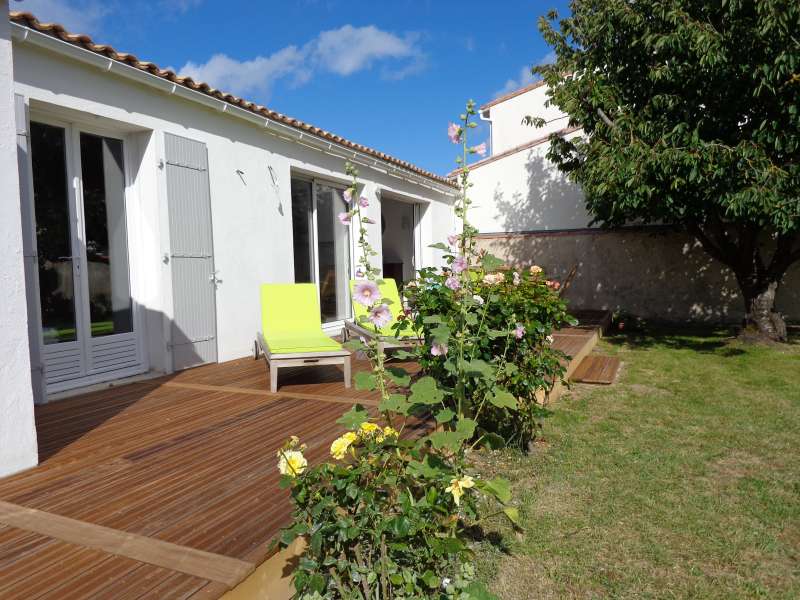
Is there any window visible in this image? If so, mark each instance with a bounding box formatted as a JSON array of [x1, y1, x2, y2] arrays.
[[291, 177, 351, 323]]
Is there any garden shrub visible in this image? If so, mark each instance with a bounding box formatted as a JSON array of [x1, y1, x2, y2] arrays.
[[276, 101, 524, 599], [406, 264, 574, 450]]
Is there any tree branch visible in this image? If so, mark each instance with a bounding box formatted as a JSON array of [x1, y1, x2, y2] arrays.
[[596, 107, 616, 128]]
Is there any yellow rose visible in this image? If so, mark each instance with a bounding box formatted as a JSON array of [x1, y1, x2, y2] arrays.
[[277, 449, 307, 477], [330, 431, 358, 460], [383, 426, 399, 438], [445, 475, 475, 506], [359, 422, 380, 435]]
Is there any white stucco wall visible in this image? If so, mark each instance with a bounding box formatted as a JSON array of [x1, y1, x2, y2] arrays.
[[485, 84, 569, 155], [12, 36, 454, 383], [0, 3, 38, 476], [469, 131, 591, 234]]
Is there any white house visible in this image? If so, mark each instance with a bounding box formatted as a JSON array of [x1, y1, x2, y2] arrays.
[[469, 80, 800, 325], [0, 9, 457, 476]]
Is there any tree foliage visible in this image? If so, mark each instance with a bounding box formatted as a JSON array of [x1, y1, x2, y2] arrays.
[[535, 0, 800, 339]]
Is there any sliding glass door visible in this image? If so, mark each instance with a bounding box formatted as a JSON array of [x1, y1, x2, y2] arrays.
[[28, 118, 141, 390], [291, 177, 351, 323]]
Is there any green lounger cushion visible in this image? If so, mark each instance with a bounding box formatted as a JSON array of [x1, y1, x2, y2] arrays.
[[260, 283, 343, 353], [349, 278, 417, 339]]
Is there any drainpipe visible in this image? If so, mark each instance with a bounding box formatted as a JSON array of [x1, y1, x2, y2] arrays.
[[479, 108, 492, 156]]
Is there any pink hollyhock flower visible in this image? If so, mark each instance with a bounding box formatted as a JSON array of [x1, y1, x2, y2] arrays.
[[471, 142, 487, 156], [431, 341, 448, 356], [353, 280, 381, 306], [338, 212, 351, 225], [343, 188, 353, 203], [447, 233, 459, 246], [445, 276, 461, 290], [355, 268, 365, 278], [358, 196, 369, 208], [368, 304, 392, 328], [447, 122, 461, 144], [452, 256, 467, 273], [514, 323, 525, 339]]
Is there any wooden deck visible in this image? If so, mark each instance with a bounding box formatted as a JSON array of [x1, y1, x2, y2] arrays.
[[0, 323, 601, 599], [0, 357, 425, 599]]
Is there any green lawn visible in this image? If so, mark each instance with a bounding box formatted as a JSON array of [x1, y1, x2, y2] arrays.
[[474, 328, 800, 599]]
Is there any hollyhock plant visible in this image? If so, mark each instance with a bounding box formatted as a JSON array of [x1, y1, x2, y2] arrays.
[[343, 188, 353, 203], [358, 196, 369, 208], [367, 304, 392, 328], [452, 255, 468, 273], [448, 122, 461, 144], [430, 341, 448, 356], [352, 280, 381, 306], [337, 212, 351, 225], [471, 142, 487, 156], [447, 233, 460, 246]]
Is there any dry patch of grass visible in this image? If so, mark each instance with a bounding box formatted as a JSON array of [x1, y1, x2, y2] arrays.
[[474, 328, 800, 599]]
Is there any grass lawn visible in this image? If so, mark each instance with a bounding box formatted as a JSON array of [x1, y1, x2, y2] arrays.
[[474, 328, 800, 599]]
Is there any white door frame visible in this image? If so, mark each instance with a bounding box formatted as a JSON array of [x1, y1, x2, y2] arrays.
[[26, 112, 147, 394], [292, 174, 354, 331]]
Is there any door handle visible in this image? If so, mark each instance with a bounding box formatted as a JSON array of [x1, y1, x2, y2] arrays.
[[209, 271, 222, 285]]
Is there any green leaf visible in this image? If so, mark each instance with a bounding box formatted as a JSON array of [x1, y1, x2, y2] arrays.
[[387, 516, 412, 537], [406, 454, 451, 479], [456, 418, 477, 438], [422, 315, 443, 324], [342, 338, 366, 352], [354, 371, 376, 391], [428, 242, 450, 251], [489, 389, 519, 410], [409, 376, 444, 405], [465, 359, 494, 378], [336, 405, 370, 429], [435, 408, 455, 423], [380, 393, 410, 415], [421, 570, 440, 588], [478, 431, 506, 450], [481, 253, 505, 272], [427, 430, 463, 452], [503, 507, 520, 525], [385, 367, 411, 387], [480, 477, 512, 504]]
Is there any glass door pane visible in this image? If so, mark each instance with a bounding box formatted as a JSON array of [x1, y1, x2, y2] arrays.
[[79, 133, 133, 337], [291, 178, 314, 283], [316, 184, 350, 322], [30, 122, 78, 345]]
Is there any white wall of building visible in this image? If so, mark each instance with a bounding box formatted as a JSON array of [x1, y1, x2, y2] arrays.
[[484, 83, 570, 155], [12, 36, 454, 387], [0, 2, 38, 476], [469, 130, 591, 234]]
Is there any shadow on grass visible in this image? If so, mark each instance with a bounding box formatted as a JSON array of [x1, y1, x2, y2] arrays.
[[605, 323, 800, 354], [604, 325, 744, 355]]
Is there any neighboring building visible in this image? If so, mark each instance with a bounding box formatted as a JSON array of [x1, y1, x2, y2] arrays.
[[2, 7, 457, 437], [469, 80, 800, 324]]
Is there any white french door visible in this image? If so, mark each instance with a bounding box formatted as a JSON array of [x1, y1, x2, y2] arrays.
[[290, 176, 352, 325], [27, 117, 143, 392]]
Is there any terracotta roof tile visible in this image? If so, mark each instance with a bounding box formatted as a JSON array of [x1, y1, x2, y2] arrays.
[[9, 11, 456, 188]]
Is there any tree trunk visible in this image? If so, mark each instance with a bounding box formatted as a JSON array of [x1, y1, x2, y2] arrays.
[[739, 279, 788, 342]]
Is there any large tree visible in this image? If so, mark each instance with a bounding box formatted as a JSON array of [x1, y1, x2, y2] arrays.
[[534, 0, 799, 340]]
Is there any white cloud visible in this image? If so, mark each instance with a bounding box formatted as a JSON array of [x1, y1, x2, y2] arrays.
[[12, 0, 111, 35], [492, 51, 555, 98], [179, 24, 425, 98]]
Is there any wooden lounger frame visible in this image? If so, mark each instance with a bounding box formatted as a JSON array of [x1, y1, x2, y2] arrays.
[[256, 331, 351, 393], [342, 320, 421, 354]]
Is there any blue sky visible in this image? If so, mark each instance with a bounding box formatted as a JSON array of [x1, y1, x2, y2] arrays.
[[13, 0, 570, 175]]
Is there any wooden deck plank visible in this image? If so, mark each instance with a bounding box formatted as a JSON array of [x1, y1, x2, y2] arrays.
[[571, 354, 621, 384], [0, 501, 254, 587]]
